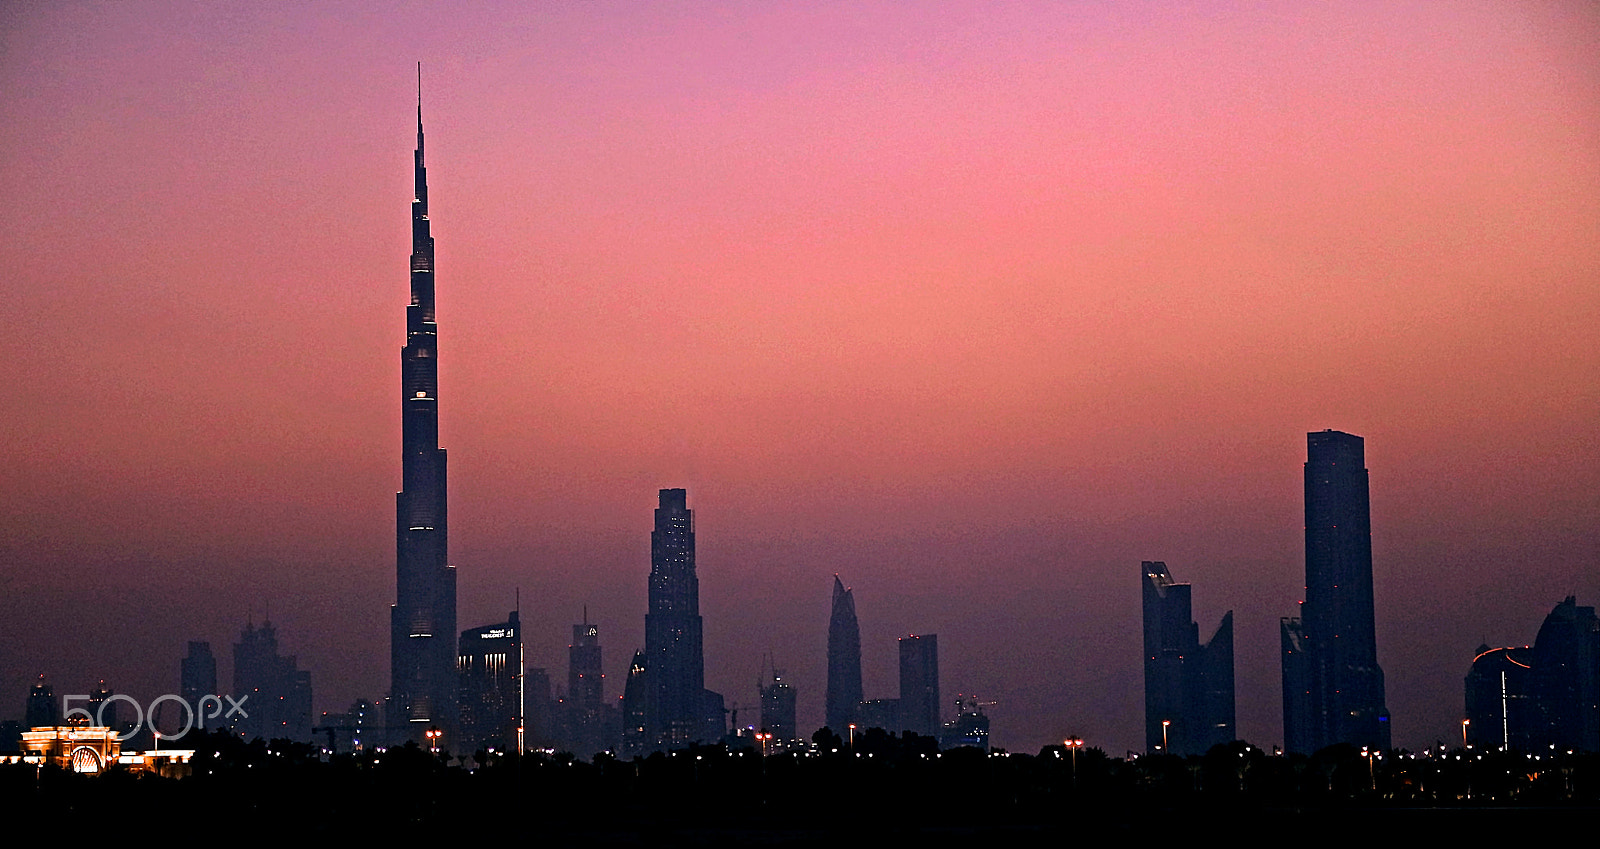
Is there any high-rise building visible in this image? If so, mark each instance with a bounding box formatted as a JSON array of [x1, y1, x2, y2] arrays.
[[232, 620, 312, 742], [1280, 616, 1313, 752], [181, 641, 218, 729], [620, 649, 650, 756], [569, 613, 604, 713], [1527, 597, 1599, 751], [1282, 430, 1390, 753], [1464, 645, 1535, 751], [390, 70, 457, 746], [457, 611, 523, 753], [558, 612, 615, 757], [1464, 598, 1600, 753], [826, 575, 863, 734], [88, 681, 116, 731], [1141, 561, 1235, 755], [642, 488, 721, 748], [898, 634, 939, 738], [758, 659, 797, 743], [26, 677, 56, 729]]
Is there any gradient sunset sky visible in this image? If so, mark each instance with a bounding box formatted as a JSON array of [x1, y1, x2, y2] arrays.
[[2, 2, 1597, 754]]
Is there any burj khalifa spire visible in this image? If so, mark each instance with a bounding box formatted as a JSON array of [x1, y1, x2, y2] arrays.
[[389, 64, 456, 745]]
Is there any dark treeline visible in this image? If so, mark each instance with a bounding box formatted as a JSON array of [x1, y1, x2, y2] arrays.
[[2, 729, 1596, 842]]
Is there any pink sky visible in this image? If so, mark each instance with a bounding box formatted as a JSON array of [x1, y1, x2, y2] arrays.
[[2, 1, 1597, 754]]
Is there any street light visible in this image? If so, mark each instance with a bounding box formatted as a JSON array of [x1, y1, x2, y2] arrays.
[[1064, 736, 1084, 786], [1461, 718, 1470, 749], [1161, 719, 1170, 753], [425, 727, 442, 755], [847, 723, 856, 751]]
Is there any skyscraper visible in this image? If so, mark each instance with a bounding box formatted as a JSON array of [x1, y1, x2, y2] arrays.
[[1526, 597, 1599, 752], [180, 641, 217, 729], [899, 634, 939, 737], [457, 611, 522, 753], [1282, 430, 1390, 753], [826, 575, 863, 734], [390, 69, 457, 746], [232, 620, 313, 742], [569, 613, 604, 714], [1142, 561, 1235, 755], [758, 658, 798, 743], [643, 488, 720, 747], [1463, 597, 1599, 753], [26, 677, 56, 729]]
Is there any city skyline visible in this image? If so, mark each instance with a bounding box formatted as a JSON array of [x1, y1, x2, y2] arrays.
[[1, 3, 1597, 756]]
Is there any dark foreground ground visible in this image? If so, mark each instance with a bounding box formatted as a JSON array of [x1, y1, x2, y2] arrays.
[[3, 732, 1595, 843]]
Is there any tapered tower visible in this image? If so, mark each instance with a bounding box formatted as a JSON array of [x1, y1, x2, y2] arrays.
[[826, 575, 862, 733], [390, 66, 457, 745]]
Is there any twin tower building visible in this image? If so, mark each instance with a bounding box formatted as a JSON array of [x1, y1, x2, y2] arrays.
[[1144, 429, 1391, 755]]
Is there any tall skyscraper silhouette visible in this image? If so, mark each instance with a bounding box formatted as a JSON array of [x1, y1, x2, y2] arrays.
[[1282, 430, 1390, 753], [390, 69, 457, 745], [180, 641, 217, 729], [899, 634, 939, 737], [569, 613, 604, 715], [1142, 561, 1235, 755], [233, 620, 313, 742], [826, 575, 862, 734], [643, 488, 713, 747]]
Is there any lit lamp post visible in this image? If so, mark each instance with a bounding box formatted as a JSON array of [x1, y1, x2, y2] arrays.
[[1064, 736, 1084, 787], [1161, 720, 1170, 753], [848, 723, 856, 752], [1461, 719, 1470, 749], [425, 727, 442, 756]]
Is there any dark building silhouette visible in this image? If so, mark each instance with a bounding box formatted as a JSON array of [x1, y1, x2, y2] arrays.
[[641, 488, 722, 749], [1142, 561, 1235, 755], [1464, 598, 1599, 752], [620, 649, 650, 755], [26, 677, 56, 729], [899, 634, 939, 737], [525, 667, 553, 749], [232, 620, 312, 742], [390, 70, 457, 746], [569, 614, 604, 713], [1282, 430, 1390, 753], [88, 681, 116, 731], [558, 612, 617, 757], [457, 611, 523, 753], [941, 697, 992, 751], [1280, 616, 1313, 752], [758, 659, 797, 743], [180, 641, 218, 728], [1465, 645, 1535, 750], [1527, 597, 1599, 751], [826, 575, 863, 734]]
